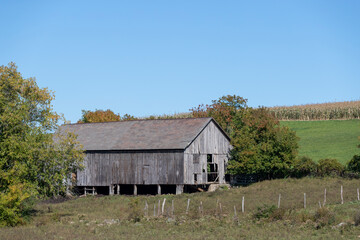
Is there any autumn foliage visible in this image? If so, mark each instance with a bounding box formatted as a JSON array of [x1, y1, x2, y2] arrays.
[[78, 110, 137, 123], [190, 95, 299, 179]]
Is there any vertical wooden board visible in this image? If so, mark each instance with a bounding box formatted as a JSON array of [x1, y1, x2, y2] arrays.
[[88, 153, 93, 185], [183, 153, 188, 184], [159, 154, 167, 184], [126, 153, 133, 184], [168, 153, 176, 184], [201, 154, 207, 184], [149, 153, 157, 184], [176, 152, 184, 183], [119, 153, 125, 184], [137, 153, 144, 184], [117, 153, 122, 184], [121, 153, 127, 184]]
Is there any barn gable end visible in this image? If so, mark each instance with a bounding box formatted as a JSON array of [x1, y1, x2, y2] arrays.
[[184, 120, 231, 185]]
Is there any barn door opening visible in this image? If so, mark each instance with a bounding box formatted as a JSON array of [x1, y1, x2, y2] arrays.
[[207, 154, 219, 182]]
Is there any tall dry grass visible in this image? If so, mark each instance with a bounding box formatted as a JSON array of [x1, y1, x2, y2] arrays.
[[268, 101, 360, 120]]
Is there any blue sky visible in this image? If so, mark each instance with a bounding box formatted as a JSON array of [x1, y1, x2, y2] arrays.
[[1, 1, 359, 123]]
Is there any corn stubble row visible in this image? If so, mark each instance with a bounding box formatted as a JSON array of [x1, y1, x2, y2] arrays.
[[268, 101, 360, 120]]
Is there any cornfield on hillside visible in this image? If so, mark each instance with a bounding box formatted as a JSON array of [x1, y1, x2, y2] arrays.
[[268, 101, 360, 120]]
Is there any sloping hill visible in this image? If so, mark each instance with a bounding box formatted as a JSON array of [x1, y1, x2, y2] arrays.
[[281, 120, 360, 164]]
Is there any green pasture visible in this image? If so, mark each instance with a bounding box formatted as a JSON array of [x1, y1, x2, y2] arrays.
[[281, 120, 360, 164]]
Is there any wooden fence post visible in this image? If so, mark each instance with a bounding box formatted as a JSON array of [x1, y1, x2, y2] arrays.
[[341, 185, 344, 204], [323, 188, 326, 207], [242, 196, 245, 213], [144, 200, 148, 217], [199, 201, 203, 217], [278, 194, 281, 208], [186, 199, 190, 215], [233, 205, 238, 222], [357, 188, 359, 201], [161, 198, 166, 215], [171, 200, 174, 218], [304, 193, 306, 209]]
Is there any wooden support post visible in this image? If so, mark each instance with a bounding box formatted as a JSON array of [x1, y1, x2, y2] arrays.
[[117, 185, 120, 195], [92, 187, 95, 196], [157, 185, 161, 195], [109, 185, 114, 195], [134, 185, 137, 196], [176, 185, 183, 195]]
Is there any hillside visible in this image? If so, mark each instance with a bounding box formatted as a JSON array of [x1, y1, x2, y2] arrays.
[[2, 177, 360, 239], [281, 120, 360, 164]]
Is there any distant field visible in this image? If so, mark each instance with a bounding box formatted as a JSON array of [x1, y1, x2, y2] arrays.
[[281, 120, 360, 164], [269, 100, 360, 120]]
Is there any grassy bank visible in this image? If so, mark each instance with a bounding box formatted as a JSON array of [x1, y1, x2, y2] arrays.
[[281, 119, 360, 164], [2, 177, 360, 239]]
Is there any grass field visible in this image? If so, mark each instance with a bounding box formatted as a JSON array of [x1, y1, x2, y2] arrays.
[[2, 177, 360, 239], [281, 120, 360, 164]]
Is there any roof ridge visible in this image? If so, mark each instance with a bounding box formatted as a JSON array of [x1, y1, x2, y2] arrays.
[[65, 117, 212, 126]]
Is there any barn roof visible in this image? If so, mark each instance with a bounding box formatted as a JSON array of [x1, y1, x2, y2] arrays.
[[59, 117, 229, 151]]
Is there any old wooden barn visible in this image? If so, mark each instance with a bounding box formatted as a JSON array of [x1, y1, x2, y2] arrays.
[[61, 117, 232, 195]]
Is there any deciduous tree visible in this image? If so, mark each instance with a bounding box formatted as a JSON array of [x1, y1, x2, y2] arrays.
[[190, 95, 298, 179], [0, 63, 84, 226]]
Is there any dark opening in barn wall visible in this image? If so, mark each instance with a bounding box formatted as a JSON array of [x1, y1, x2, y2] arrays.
[[183, 184, 210, 193], [137, 185, 158, 195], [119, 184, 134, 195], [160, 185, 176, 194], [97, 186, 110, 195]]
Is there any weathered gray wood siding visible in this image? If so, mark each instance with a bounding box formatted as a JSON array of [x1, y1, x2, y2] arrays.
[[184, 121, 231, 184], [77, 151, 184, 186]]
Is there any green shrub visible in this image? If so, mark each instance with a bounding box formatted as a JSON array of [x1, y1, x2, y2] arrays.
[[269, 208, 286, 221], [317, 159, 344, 177], [253, 205, 277, 220], [354, 211, 360, 226], [347, 155, 360, 173], [313, 207, 335, 227], [127, 199, 142, 222], [292, 156, 317, 178], [0, 183, 34, 227]]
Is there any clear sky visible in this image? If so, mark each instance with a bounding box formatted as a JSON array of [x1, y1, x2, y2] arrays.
[[1, 1, 359, 123]]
